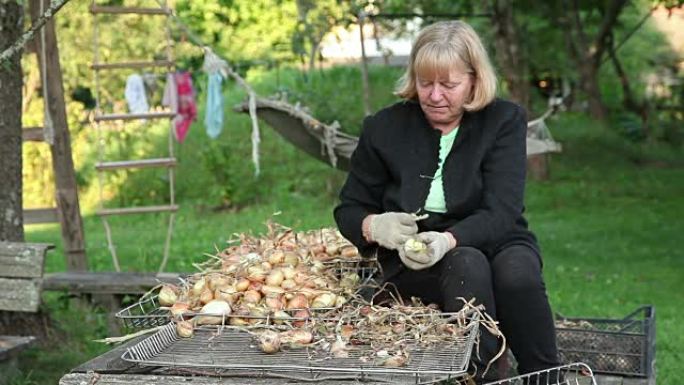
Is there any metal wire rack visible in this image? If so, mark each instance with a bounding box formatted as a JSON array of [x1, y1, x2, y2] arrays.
[[116, 259, 379, 330], [483, 362, 597, 385], [121, 312, 479, 384]]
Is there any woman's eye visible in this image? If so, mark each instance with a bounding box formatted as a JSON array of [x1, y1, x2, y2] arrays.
[[443, 83, 459, 89]]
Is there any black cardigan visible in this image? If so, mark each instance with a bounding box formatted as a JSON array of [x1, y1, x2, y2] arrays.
[[334, 98, 539, 279]]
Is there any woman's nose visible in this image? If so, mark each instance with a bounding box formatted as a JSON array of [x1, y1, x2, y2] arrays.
[[429, 85, 444, 100]]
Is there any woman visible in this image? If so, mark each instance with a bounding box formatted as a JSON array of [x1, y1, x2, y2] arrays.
[[334, 20, 561, 382]]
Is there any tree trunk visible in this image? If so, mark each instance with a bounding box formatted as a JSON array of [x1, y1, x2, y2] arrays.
[[29, 0, 88, 271], [558, 0, 629, 121], [577, 58, 607, 120], [490, 0, 530, 111], [0, 1, 25, 242]]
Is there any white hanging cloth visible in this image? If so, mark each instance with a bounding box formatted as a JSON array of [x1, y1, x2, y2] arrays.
[[125, 73, 150, 114]]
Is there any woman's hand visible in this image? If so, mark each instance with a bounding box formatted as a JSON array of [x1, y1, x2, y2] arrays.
[[365, 212, 419, 250], [399, 231, 456, 270]]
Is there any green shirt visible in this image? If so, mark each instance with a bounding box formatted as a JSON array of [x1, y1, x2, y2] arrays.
[[424, 127, 459, 213]]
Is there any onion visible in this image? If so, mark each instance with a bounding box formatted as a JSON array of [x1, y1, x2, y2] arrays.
[[247, 266, 267, 282], [340, 273, 360, 290], [264, 294, 284, 311], [229, 306, 250, 326], [192, 277, 207, 296], [248, 306, 267, 325], [280, 329, 313, 345], [280, 267, 296, 280], [248, 280, 263, 292], [340, 324, 355, 339], [169, 302, 190, 319], [268, 250, 285, 265], [335, 295, 347, 307], [292, 309, 311, 328], [383, 354, 408, 367], [265, 270, 285, 287], [261, 285, 285, 296], [199, 288, 214, 305], [311, 293, 337, 308], [312, 277, 328, 289], [243, 290, 262, 304], [176, 320, 194, 338], [235, 278, 250, 292], [208, 274, 231, 291], [272, 310, 291, 325], [296, 287, 322, 299], [340, 246, 359, 258], [286, 293, 309, 310], [258, 330, 281, 354], [280, 279, 297, 290], [195, 300, 232, 325], [326, 243, 340, 255], [214, 287, 237, 305], [282, 252, 299, 267], [158, 284, 178, 306], [261, 261, 273, 271], [404, 238, 427, 253]]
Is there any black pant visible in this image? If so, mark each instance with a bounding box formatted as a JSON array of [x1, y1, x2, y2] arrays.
[[384, 245, 561, 381]]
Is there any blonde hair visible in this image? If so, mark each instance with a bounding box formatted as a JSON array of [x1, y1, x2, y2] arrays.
[[395, 20, 497, 111]]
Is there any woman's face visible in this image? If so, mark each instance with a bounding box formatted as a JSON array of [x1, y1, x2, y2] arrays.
[[416, 70, 473, 131]]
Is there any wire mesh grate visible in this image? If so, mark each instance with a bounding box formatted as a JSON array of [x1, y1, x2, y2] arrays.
[[483, 362, 597, 385], [122, 312, 479, 384]]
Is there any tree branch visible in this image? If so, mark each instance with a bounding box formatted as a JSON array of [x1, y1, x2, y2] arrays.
[[592, 0, 629, 67], [0, 0, 72, 65]]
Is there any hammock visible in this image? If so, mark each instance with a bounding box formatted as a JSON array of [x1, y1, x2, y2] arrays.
[[235, 97, 562, 172]]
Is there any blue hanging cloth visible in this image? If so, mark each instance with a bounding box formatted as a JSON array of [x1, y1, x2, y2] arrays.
[[204, 72, 224, 139]]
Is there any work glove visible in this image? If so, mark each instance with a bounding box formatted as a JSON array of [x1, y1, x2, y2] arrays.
[[368, 212, 419, 250], [399, 231, 454, 270]]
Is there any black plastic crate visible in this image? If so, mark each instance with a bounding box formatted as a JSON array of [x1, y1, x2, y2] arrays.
[[555, 305, 655, 379]]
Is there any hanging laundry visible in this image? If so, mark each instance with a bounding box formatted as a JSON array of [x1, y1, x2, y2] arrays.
[[162, 72, 178, 114], [204, 72, 224, 139], [125, 73, 149, 114], [162, 71, 197, 143]]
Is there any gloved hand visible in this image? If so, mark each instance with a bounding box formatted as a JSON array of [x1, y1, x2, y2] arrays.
[[399, 231, 454, 270], [367, 212, 419, 250]]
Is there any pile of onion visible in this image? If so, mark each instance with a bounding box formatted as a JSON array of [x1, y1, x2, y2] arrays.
[[157, 223, 368, 338]]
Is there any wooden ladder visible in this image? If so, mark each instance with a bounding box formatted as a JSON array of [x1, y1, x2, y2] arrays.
[[90, 0, 177, 273]]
